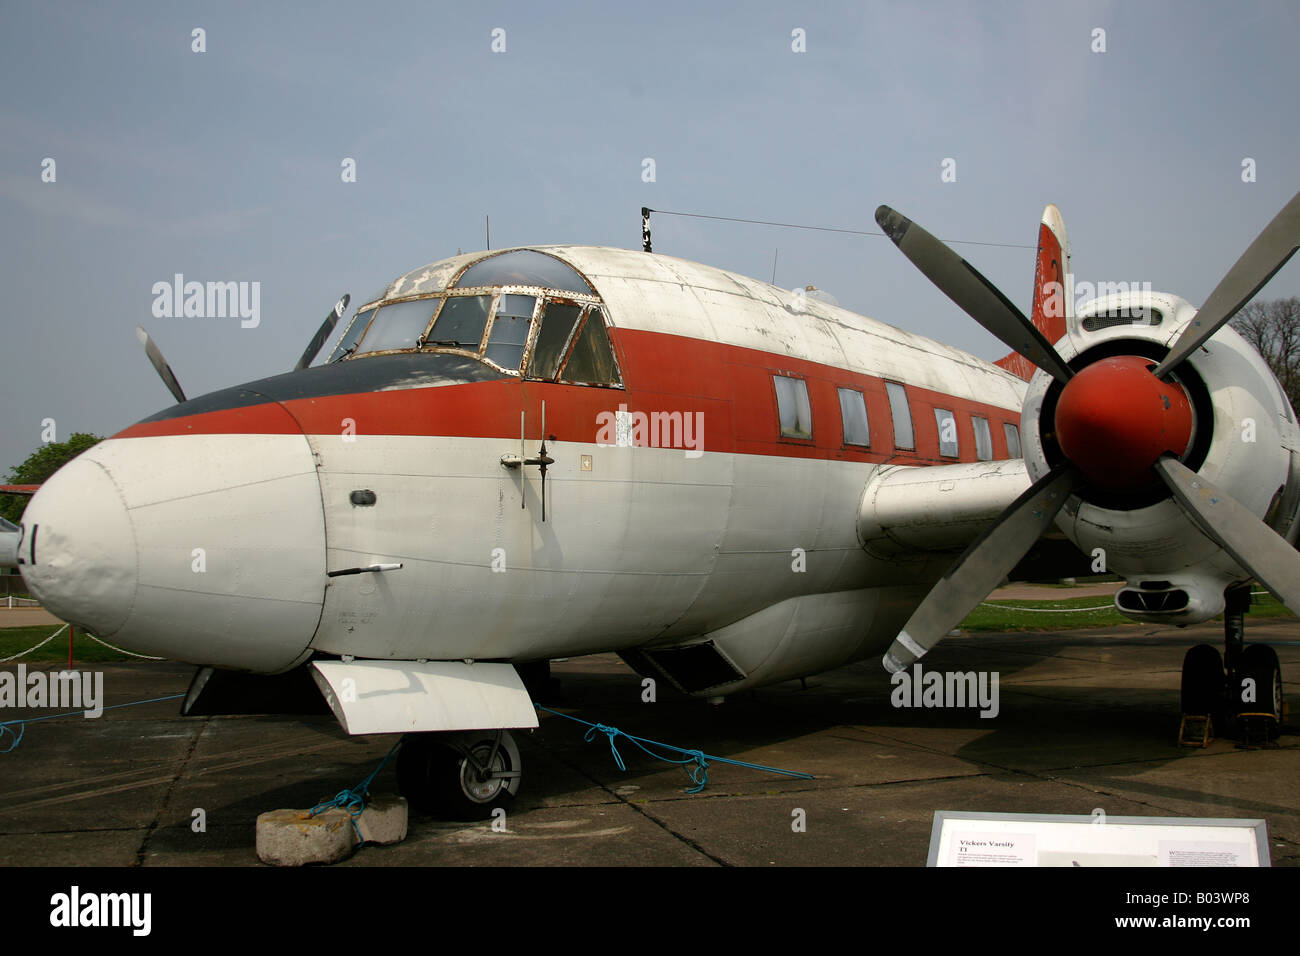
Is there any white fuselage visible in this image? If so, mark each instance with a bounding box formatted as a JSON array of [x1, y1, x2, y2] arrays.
[[19, 246, 1030, 691]]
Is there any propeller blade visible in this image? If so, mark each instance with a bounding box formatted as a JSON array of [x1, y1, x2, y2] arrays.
[[1153, 457, 1300, 610], [1153, 190, 1300, 379], [294, 293, 350, 371], [135, 325, 187, 405], [882, 465, 1080, 673], [875, 205, 1074, 385]]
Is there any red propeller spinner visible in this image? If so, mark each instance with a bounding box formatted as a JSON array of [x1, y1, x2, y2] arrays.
[[1053, 355, 1194, 490], [874, 190, 1300, 672]]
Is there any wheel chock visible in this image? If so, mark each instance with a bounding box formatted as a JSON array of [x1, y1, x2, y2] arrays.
[[1178, 714, 1213, 748]]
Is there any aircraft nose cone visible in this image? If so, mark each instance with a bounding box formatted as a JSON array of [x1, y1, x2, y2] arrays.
[[1054, 355, 1194, 490], [19, 427, 328, 672], [19, 457, 138, 637]]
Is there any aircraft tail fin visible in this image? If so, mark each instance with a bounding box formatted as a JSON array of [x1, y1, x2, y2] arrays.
[[995, 204, 1071, 381]]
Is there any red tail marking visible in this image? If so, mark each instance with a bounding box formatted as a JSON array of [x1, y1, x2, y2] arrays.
[[995, 219, 1068, 381]]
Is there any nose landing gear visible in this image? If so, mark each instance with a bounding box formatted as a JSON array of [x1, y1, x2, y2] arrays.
[[1179, 585, 1285, 746], [396, 730, 522, 820]]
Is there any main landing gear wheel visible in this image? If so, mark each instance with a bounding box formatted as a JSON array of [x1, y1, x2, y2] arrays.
[[1234, 644, 1284, 741], [396, 730, 522, 820], [1180, 643, 1226, 722]]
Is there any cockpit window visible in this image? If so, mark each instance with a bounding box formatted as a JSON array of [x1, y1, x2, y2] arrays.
[[559, 308, 620, 385], [354, 300, 437, 355], [529, 302, 582, 380], [327, 307, 376, 362], [484, 294, 536, 370], [427, 295, 492, 349], [331, 249, 621, 387], [455, 250, 593, 294]]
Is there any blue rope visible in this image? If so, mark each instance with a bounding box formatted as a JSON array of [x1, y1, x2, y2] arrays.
[[0, 693, 186, 754], [309, 738, 403, 842], [538, 705, 813, 794], [0, 721, 22, 753]]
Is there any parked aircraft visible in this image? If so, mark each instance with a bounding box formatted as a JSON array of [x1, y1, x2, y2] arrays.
[[12, 193, 1300, 816]]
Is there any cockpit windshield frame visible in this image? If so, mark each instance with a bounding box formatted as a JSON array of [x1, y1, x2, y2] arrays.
[[329, 250, 623, 387]]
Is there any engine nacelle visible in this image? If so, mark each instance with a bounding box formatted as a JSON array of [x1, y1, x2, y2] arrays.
[[856, 459, 1031, 557], [1021, 291, 1300, 625]]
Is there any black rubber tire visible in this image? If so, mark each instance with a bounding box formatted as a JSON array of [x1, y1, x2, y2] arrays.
[[1234, 644, 1283, 738], [1180, 643, 1225, 717], [396, 733, 519, 821]]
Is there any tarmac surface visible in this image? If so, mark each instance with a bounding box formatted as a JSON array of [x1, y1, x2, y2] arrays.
[[1, 614, 1298, 867]]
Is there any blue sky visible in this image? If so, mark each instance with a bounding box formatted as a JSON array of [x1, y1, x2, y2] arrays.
[[2, 0, 1299, 472]]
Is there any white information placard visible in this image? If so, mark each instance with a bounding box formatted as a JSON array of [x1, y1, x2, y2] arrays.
[[928, 812, 1268, 867]]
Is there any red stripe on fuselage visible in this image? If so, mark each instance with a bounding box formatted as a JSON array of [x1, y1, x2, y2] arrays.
[[118, 402, 304, 439], [114, 329, 1023, 464]]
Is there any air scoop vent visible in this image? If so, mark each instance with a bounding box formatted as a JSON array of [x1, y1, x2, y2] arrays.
[[1116, 586, 1190, 614], [1081, 308, 1163, 332], [639, 641, 745, 694]]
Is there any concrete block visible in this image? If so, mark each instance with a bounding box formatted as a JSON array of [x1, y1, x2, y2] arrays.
[[357, 795, 408, 846], [256, 808, 356, 867]]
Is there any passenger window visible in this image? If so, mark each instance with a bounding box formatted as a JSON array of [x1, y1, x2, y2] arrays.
[[934, 409, 958, 457], [559, 308, 620, 385], [838, 388, 869, 446], [484, 295, 536, 370], [972, 416, 993, 461], [774, 375, 813, 440], [529, 302, 582, 380], [886, 382, 914, 450], [1004, 422, 1022, 458], [354, 299, 438, 355], [427, 295, 492, 351]]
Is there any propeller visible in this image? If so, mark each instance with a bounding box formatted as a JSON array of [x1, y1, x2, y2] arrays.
[[1154, 457, 1300, 609], [137, 293, 350, 406], [294, 294, 350, 371], [875, 193, 1300, 671], [135, 325, 187, 405], [883, 465, 1080, 672], [874, 206, 1074, 384], [1152, 190, 1300, 379]]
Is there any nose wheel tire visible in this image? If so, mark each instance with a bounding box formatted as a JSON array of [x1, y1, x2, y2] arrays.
[[396, 730, 522, 820]]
